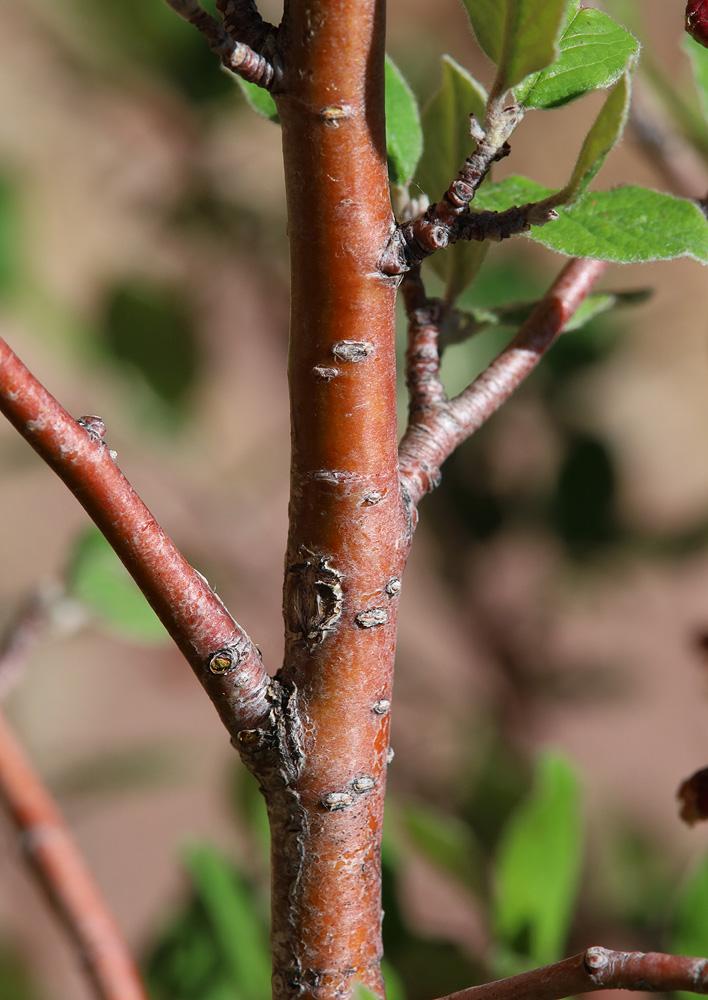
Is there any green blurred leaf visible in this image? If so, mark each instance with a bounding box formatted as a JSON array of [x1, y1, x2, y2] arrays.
[[0, 174, 21, 299], [557, 70, 631, 204], [416, 56, 488, 298], [351, 986, 380, 1000], [461, 0, 569, 92], [67, 0, 230, 102], [493, 752, 582, 972], [685, 34, 708, 127], [184, 843, 271, 998], [516, 2, 639, 109], [552, 433, 618, 553], [670, 854, 708, 1000], [68, 527, 168, 643], [445, 288, 647, 347], [236, 78, 279, 121], [474, 176, 708, 263], [403, 801, 484, 895], [385, 55, 423, 186], [101, 280, 202, 415], [0, 945, 39, 1000]]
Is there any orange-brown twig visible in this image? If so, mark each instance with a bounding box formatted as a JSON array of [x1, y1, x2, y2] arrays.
[[399, 257, 610, 507], [432, 946, 708, 1000], [0, 707, 148, 1000], [0, 335, 271, 738]]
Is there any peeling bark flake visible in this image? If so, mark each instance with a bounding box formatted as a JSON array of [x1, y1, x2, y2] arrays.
[[356, 608, 388, 628], [284, 546, 343, 649]]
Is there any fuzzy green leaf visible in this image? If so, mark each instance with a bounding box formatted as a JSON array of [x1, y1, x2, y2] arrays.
[[516, 2, 639, 109], [462, 0, 569, 92], [68, 527, 168, 643], [416, 56, 488, 298], [493, 752, 583, 971], [385, 55, 423, 186], [685, 33, 708, 126], [557, 70, 631, 204], [475, 176, 708, 263], [236, 78, 279, 122]]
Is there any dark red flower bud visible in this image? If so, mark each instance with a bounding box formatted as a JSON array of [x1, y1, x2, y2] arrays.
[[687, 0, 708, 49]]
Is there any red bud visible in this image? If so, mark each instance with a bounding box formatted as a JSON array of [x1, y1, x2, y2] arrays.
[[687, 0, 708, 48]]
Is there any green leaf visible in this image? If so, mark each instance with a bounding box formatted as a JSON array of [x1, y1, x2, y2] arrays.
[[685, 33, 708, 126], [557, 70, 631, 204], [67, 528, 168, 643], [235, 78, 279, 122], [0, 174, 21, 299], [493, 752, 583, 972], [670, 854, 708, 1000], [183, 843, 271, 998], [350, 987, 379, 1000], [448, 289, 649, 346], [516, 3, 639, 109], [416, 56, 488, 298], [475, 176, 708, 263], [102, 280, 203, 417], [385, 56, 422, 186], [403, 801, 484, 895], [461, 0, 569, 93]]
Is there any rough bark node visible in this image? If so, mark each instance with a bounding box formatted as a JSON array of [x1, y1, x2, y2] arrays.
[[248, 1, 407, 998]]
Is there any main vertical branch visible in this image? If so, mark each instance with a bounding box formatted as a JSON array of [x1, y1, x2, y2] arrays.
[[265, 1, 406, 997]]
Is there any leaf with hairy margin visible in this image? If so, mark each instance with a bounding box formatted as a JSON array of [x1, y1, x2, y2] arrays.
[[516, 2, 639, 109]]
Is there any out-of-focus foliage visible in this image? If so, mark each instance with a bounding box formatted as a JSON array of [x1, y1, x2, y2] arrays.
[[67, 527, 169, 643]]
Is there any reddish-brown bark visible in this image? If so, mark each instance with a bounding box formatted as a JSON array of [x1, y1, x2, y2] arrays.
[[263, 2, 407, 996], [0, 707, 148, 1000], [399, 257, 610, 506], [434, 947, 708, 1000], [0, 335, 271, 737]]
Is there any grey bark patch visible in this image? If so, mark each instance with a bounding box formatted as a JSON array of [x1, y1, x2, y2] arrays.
[[385, 577, 401, 596], [321, 791, 354, 810], [312, 366, 339, 381], [284, 546, 343, 650], [352, 776, 375, 793], [332, 340, 374, 363], [356, 608, 389, 628]]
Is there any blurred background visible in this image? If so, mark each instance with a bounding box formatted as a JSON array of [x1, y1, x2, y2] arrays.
[[2, 0, 708, 997]]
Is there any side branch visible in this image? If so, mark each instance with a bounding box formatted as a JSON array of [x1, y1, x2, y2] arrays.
[[0, 336, 271, 736], [432, 946, 708, 1000], [216, 0, 277, 57], [398, 257, 609, 506], [163, 0, 280, 89], [0, 706, 148, 1000]]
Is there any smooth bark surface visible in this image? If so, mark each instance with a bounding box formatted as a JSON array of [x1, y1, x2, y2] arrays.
[[260, 2, 407, 996]]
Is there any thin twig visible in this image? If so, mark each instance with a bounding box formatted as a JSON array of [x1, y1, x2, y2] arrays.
[[432, 946, 708, 1000], [0, 590, 50, 701], [398, 257, 609, 506], [0, 708, 149, 1000], [401, 266, 447, 421], [216, 0, 277, 55], [163, 0, 280, 89], [0, 334, 271, 736]]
